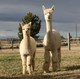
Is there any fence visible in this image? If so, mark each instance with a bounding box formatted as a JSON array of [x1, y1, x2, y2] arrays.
[[0, 35, 80, 50], [61, 33, 80, 50], [0, 39, 43, 49], [0, 39, 20, 49]]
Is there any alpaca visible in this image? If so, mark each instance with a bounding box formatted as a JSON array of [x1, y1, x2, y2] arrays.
[[19, 22, 36, 75], [42, 5, 61, 73]]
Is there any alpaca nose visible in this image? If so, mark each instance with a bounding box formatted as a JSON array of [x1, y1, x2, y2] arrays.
[[26, 28, 30, 31], [26, 28, 30, 33]]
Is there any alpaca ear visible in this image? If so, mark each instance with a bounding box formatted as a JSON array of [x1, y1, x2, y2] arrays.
[[20, 22, 24, 26], [29, 22, 31, 25], [20, 23, 23, 26], [42, 5, 45, 10], [28, 22, 31, 26], [19, 23, 22, 29], [51, 5, 55, 11]]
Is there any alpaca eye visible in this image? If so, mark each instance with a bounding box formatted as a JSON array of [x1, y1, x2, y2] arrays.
[[28, 28, 30, 30], [52, 8, 54, 11], [22, 28, 25, 30]]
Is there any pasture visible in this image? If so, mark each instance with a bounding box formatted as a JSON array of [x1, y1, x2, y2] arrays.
[[0, 46, 80, 79]]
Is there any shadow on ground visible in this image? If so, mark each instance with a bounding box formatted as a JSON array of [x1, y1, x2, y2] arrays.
[[65, 65, 80, 71], [0, 75, 53, 79], [0, 74, 80, 79]]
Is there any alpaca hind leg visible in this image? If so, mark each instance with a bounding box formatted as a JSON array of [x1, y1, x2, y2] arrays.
[[21, 55, 26, 75], [57, 48, 61, 70], [51, 50, 58, 71], [43, 49, 50, 73], [27, 55, 32, 75], [32, 52, 35, 72], [58, 48, 61, 63]]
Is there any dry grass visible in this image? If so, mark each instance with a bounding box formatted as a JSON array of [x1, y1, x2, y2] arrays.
[[0, 46, 80, 79]]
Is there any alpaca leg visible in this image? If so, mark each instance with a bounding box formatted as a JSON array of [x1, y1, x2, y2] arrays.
[[21, 55, 26, 75], [57, 48, 61, 70], [43, 49, 50, 73], [32, 52, 35, 71], [51, 50, 58, 71], [58, 48, 61, 63], [27, 55, 32, 75]]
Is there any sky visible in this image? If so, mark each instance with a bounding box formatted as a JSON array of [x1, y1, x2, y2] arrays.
[[0, 0, 80, 38]]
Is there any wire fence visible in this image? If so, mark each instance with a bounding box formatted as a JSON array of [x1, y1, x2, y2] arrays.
[[0, 36, 80, 50]]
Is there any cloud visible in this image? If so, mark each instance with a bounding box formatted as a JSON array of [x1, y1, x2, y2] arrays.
[[0, 33, 6, 36], [0, 0, 80, 38], [0, 0, 80, 23], [53, 0, 80, 23], [0, 0, 57, 22], [0, 21, 19, 37]]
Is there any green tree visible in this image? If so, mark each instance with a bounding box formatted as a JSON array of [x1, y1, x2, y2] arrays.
[[18, 23, 23, 41], [18, 12, 41, 41]]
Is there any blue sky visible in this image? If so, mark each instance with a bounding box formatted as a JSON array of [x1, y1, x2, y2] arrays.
[[0, 0, 80, 38]]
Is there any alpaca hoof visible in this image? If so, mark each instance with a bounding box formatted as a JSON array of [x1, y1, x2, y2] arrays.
[[57, 68, 60, 71], [28, 71, 32, 75], [29, 72, 32, 75], [23, 73, 26, 75], [43, 70, 50, 73]]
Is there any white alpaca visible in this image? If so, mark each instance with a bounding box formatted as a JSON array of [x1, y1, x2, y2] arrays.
[[19, 22, 36, 75], [42, 5, 61, 73]]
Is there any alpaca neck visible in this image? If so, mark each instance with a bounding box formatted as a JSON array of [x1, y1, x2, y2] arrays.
[[23, 34, 31, 49], [45, 20, 52, 33], [45, 19, 53, 43]]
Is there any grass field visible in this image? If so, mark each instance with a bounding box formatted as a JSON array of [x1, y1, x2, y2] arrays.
[[0, 46, 80, 79]]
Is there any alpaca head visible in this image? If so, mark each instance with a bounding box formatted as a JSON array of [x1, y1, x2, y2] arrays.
[[21, 22, 31, 36], [42, 5, 55, 21]]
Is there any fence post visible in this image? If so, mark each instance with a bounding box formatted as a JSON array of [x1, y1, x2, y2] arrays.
[[0, 42, 1, 49], [11, 39, 14, 50], [68, 33, 71, 50], [68, 32, 71, 50]]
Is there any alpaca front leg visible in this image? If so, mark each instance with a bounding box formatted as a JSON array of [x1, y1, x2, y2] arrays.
[[27, 55, 32, 75], [43, 49, 50, 73], [51, 50, 58, 71], [21, 56, 26, 75]]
